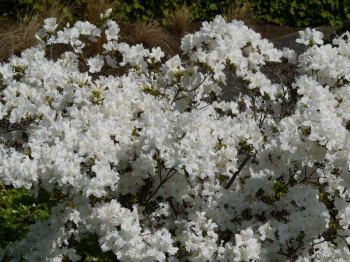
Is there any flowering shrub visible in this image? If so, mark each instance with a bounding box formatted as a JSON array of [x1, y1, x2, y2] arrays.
[[1, 9, 350, 261]]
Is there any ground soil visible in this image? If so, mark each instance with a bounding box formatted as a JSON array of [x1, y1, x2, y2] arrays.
[[250, 23, 305, 39]]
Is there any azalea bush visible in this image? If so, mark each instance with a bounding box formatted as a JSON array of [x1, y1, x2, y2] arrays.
[[1, 8, 350, 262]]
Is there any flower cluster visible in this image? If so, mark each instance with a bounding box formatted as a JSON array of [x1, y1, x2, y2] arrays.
[[1, 11, 350, 261]]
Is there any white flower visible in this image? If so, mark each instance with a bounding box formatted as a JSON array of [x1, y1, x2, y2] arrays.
[[105, 8, 112, 18], [43, 18, 58, 33], [87, 55, 104, 73], [105, 20, 120, 41], [258, 222, 276, 241], [282, 47, 297, 64], [296, 28, 324, 46]]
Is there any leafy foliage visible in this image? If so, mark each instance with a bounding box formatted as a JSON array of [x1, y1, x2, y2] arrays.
[[0, 0, 74, 22], [1, 0, 243, 24], [0, 184, 120, 261], [71, 234, 118, 261], [0, 183, 53, 248], [251, 0, 350, 26], [2, 0, 350, 27], [112, 0, 236, 24]]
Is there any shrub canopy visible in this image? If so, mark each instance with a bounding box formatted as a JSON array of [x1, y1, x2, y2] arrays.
[[1, 11, 350, 262]]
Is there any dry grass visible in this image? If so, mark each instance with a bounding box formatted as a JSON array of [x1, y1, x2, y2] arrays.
[[121, 21, 174, 55], [86, 0, 114, 26], [166, 6, 191, 37], [0, 0, 73, 62], [40, 0, 73, 25], [0, 14, 41, 61], [221, 0, 254, 25], [86, 0, 114, 55]]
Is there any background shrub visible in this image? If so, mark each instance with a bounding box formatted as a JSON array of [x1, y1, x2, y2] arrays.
[[0, 0, 74, 21], [250, 0, 350, 27], [2, 0, 350, 27], [2, 0, 244, 24], [0, 183, 53, 248], [112, 0, 236, 24]]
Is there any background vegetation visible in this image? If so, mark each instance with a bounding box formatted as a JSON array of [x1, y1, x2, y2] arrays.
[[1, 0, 349, 26], [1, 0, 239, 23], [0, 184, 53, 249], [251, 0, 350, 27]]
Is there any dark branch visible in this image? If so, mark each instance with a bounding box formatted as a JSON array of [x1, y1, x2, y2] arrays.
[[224, 155, 252, 189]]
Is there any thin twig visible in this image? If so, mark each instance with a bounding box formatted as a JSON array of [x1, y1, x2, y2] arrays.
[[146, 169, 177, 202], [168, 197, 178, 217], [224, 155, 252, 189]]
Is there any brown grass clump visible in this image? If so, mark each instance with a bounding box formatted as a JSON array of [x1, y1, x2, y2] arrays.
[[0, 0, 73, 62], [86, 0, 114, 26], [0, 14, 41, 61], [221, 0, 254, 25], [86, 0, 114, 55], [40, 0, 73, 24], [165, 6, 191, 37], [121, 22, 174, 55]]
